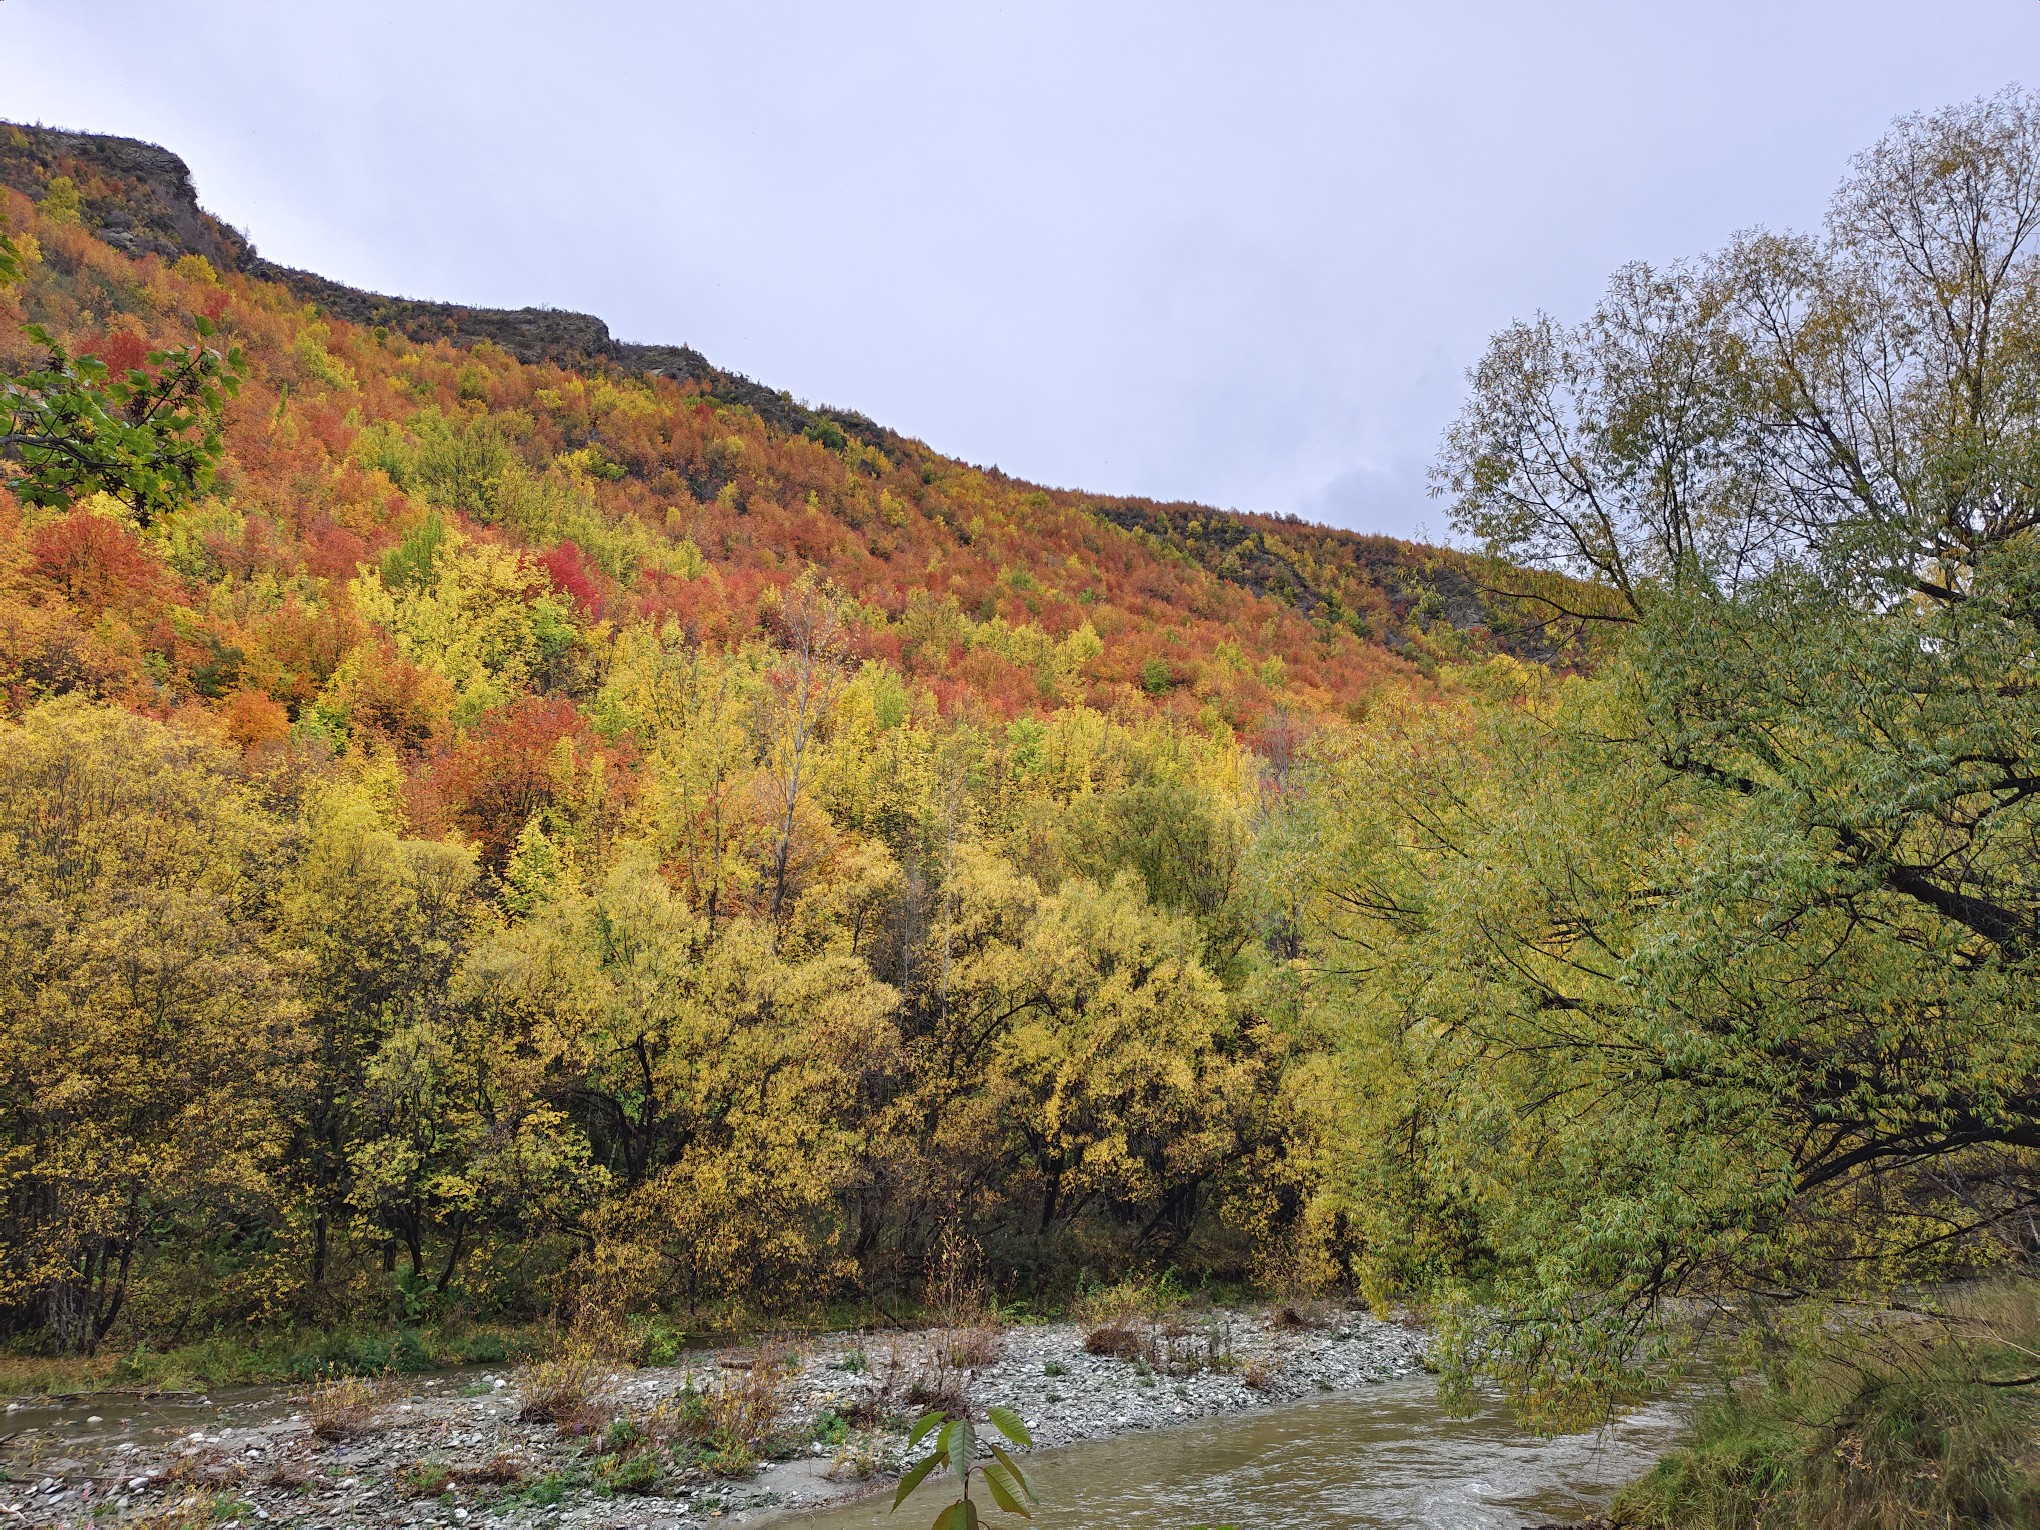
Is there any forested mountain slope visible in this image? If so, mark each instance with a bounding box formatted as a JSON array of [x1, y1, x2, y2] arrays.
[[0, 118, 1607, 1348], [0, 119, 1579, 746]]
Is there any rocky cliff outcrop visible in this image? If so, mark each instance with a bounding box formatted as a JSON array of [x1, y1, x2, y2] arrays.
[[0, 121, 890, 447]]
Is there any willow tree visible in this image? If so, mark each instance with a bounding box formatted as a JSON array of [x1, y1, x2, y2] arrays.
[[1317, 90, 2040, 1423]]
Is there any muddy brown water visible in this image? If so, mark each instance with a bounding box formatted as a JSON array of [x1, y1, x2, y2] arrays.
[[787, 1377, 1689, 1530]]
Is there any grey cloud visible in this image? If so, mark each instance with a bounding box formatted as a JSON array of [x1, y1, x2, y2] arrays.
[[3, 1, 2038, 535]]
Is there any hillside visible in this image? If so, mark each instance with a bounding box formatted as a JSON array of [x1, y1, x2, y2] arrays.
[[0, 122, 1582, 748], [0, 120, 1606, 1356]]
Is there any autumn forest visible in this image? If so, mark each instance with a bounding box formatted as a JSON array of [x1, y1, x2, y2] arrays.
[[0, 121, 1572, 1360], [9, 90, 2040, 1525]]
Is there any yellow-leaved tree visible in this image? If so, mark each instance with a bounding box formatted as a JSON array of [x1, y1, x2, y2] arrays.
[[462, 851, 900, 1314], [0, 701, 300, 1351]]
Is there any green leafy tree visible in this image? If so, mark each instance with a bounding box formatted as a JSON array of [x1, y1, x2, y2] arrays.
[[1325, 88, 2040, 1424], [0, 231, 244, 523], [280, 790, 483, 1293]]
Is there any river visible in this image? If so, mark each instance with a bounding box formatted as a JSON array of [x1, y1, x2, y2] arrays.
[[787, 1375, 1690, 1530]]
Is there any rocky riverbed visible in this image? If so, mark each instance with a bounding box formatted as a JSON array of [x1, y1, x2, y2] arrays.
[[0, 1306, 1429, 1528]]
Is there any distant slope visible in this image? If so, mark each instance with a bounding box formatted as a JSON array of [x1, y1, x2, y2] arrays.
[[0, 122, 894, 449], [0, 120, 1590, 743]]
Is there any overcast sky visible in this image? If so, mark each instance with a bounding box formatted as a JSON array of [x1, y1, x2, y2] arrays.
[[4, 3, 2038, 539]]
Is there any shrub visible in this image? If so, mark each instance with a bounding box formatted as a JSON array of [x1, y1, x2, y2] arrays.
[[517, 1470, 575, 1508], [594, 1448, 662, 1496], [515, 1350, 603, 1436], [287, 1327, 434, 1379], [396, 1461, 453, 1498], [827, 1430, 886, 1482], [1083, 1321, 1144, 1360], [629, 1315, 688, 1367], [638, 1348, 792, 1479], [813, 1408, 850, 1446], [161, 1449, 243, 1489], [452, 1453, 531, 1488], [704, 1345, 786, 1463], [457, 1332, 509, 1364], [260, 1458, 315, 1491], [304, 1374, 387, 1440], [1272, 1301, 1332, 1331], [948, 1324, 1005, 1370], [1616, 1284, 2040, 1529], [1076, 1274, 1192, 1365]]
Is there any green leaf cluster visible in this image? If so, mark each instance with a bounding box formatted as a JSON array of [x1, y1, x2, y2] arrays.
[[892, 1405, 1036, 1530], [0, 294, 244, 523]]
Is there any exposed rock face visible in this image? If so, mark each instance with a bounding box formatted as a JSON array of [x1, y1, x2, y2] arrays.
[[0, 123, 252, 269], [1094, 500, 1571, 666], [0, 121, 891, 447]]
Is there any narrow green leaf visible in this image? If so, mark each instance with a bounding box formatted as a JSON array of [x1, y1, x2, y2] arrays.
[[930, 1500, 967, 1530], [948, 1419, 973, 1484], [988, 1445, 1036, 1504], [909, 1410, 947, 1448], [986, 1407, 1033, 1448], [963, 1499, 980, 1530], [892, 1452, 940, 1510]]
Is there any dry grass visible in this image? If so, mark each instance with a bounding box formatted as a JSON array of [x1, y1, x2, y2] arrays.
[[905, 1326, 980, 1417], [1083, 1320, 1144, 1360], [260, 1457, 316, 1491], [893, 1231, 1005, 1416], [303, 1373, 388, 1441], [947, 1321, 1005, 1370], [630, 1340, 797, 1478], [1082, 1305, 1232, 1377], [1077, 1275, 1199, 1368], [453, 1451, 533, 1487], [843, 1337, 913, 1429], [124, 1493, 218, 1530], [1616, 1281, 2040, 1529], [827, 1430, 887, 1482], [0, 1350, 120, 1398], [706, 1339, 787, 1454], [903, 1368, 968, 1417], [161, 1449, 243, 1489], [515, 1349, 605, 1437], [1242, 1356, 1276, 1391]]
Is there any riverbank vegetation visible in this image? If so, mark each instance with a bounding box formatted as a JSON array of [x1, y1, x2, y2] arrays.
[[4, 84, 2040, 1529], [1614, 1284, 2040, 1528]]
